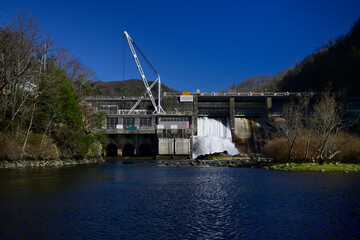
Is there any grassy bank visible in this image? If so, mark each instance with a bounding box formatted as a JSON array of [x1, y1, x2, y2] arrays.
[[261, 162, 360, 172]]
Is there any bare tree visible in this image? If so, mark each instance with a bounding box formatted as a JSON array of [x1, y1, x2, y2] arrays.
[[54, 47, 98, 97], [271, 100, 304, 161], [0, 10, 104, 160], [0, 9, 55, 153], [0, 9, 42, 133], [22, 37, 52, 152], [312, 90, 347, 162], [299, 96, 312, 160]]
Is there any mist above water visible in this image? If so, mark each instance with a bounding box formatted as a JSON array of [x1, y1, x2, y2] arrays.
[[193, 117, 239, 158]]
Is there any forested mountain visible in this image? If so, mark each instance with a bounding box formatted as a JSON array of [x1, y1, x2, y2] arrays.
[[279, 19, 360, 95], [94, 79, 178, 96], [229, 18, 360, 95], [227, 71, 286, 92]]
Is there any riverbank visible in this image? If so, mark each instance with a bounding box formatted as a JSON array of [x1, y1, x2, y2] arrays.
[[156, 153, 273, 168], [187, 158, 360, 172], [261, 162, 360, 172], [2, 155, 359, 172], [189, 159, 360, 172], [156, 151, 360, 172], [0, 158, 105, 168], [189, 151, 360, 172]]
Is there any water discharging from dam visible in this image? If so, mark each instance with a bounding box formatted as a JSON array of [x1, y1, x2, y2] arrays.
[[193, 117, 239, 158]]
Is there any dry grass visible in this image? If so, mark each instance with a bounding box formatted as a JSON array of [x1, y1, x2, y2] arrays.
[[0, 135, 23, 160], [264, 133, 360, 163], [263, 138, 289, 163], [0, 133, 60, 161], [333, 135, 360, 163]]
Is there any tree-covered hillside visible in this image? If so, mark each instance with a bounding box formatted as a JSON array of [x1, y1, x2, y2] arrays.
[[0, 10, 103, 160], [229, 18, 360, 95], [94, 79, 178, 96], [279, 18, 360, 95]]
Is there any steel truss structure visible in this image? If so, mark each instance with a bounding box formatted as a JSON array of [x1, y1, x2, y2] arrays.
[[123, 31, 165, 115]]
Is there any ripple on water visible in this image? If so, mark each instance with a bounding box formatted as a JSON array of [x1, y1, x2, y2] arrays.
[[0, 165, 360, 239]]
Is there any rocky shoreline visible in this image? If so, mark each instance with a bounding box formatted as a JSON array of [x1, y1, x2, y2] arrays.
[[159, 151, 274, 168], [0, 158, 105, 168], [0, 151, 273, 169]]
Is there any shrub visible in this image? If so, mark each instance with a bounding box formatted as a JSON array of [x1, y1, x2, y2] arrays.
[[0, 133, 60, 161], [0, 135, 22, 161], [264, 133, 360, 163], [263, 138, 289, 163], [333, 135, 360, 163]]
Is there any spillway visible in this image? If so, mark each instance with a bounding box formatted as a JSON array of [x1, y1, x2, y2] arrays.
[[193, 117, 239, 158], [233, 117, 264, 153]]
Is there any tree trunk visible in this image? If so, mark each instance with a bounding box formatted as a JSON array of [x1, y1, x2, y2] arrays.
[[303, 130, 311, 161], [40, 114, 56, 150], [22, 97, 37, 153]]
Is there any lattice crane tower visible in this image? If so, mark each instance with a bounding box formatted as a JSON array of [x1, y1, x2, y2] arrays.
[[123, 31, 165, 115]]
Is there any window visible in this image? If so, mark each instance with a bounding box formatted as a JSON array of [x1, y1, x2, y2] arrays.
[[159, 117, 190, 122], [107, 117, 118, 129], [140, 118, 152, 127], [123, 118, 135, 127], [98, 105, 118, 115]]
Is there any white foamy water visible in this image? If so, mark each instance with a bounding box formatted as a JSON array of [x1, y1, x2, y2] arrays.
[[193, 117, 239, 158]]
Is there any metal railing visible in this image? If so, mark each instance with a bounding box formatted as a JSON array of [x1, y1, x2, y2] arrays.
[[196, 92, 315, 97], [84, 96, 151, 101], [85, 92, 318, 100], [118, 109, 149, 115], [104, 125, 156, 131]]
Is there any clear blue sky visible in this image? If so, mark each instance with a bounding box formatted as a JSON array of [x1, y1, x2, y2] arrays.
[[1, 0, 360, 92]]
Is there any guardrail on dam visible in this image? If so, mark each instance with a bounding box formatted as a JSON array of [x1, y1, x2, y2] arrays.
[[85, 92, 321, 158]]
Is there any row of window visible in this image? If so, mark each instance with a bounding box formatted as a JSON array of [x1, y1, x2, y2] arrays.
[[106, 117, 152, 129], [106, 117, 194, 129], [159, 117, 190, 122], [99, 105, 118, 115], [235, 102, 264, 105]]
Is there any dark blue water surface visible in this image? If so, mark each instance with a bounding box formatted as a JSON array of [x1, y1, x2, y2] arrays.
[[1, 161, 360, 239]]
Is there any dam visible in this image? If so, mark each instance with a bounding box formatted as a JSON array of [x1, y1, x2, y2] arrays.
[[86, 30, 360, 159], [85, 91, 317, 158], [86, 31, 321, 159]]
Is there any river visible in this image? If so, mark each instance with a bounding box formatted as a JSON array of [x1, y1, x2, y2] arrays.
[[0, 160, 359, 239]]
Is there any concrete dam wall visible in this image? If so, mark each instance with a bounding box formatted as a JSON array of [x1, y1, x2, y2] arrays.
[[233, 118, 266, 153], [85, 93, 317, 158]]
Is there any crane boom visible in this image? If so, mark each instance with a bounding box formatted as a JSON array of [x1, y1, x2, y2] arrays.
[[123, 31, 165, 114]]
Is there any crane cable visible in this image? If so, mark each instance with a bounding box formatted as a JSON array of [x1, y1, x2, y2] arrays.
[[122, 36, 126, 81], [132, 40, 158, 76]]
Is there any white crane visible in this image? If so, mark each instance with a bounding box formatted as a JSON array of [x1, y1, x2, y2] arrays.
[[123, 31, 165, 114]]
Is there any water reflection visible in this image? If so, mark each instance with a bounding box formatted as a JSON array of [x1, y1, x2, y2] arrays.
[[189, 168, 245, 239], [0, 164, 359, 239]]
